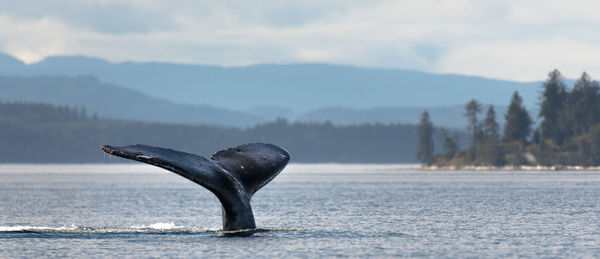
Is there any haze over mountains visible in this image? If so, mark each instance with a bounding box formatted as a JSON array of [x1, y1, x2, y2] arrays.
[[0, 53, 543, 127], [0, 75, 264, 127]]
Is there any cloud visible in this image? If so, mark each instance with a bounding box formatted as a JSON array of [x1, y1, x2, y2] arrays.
[[0, 15, 75, 63], [0, 0, 599, 80], [437, 39, 600, 81], [0, 0, 174, 34]]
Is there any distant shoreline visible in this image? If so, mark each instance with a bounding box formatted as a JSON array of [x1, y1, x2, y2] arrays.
[[418, 165, 600, 171], [1, 163, 598, 173]]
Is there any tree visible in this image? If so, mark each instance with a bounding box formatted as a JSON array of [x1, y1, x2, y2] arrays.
[[79, 106, 87, 120], [416, 110, 434, 165], [539, 69, 568, 144], [463, 99, 483, 148], [440, 128, 458, 159], [503, 91, 532, 144], [582, 125, 600, 165], [566, 72, 600, 135], [532, 128, 541, 145], [482, 105, 500, 142]]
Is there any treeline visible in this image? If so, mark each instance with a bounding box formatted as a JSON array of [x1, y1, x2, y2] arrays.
[[418, 70, 600, 166], [0, 100, 95, 122], [0, 101, 434, 163]]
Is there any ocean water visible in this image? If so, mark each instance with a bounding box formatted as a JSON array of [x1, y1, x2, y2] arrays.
[[1, 164, 600, 257]]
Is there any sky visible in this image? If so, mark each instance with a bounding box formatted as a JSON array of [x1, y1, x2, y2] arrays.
[[0, 0, 599, 81]]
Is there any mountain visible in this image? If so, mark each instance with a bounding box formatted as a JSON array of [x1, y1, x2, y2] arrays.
[[0, 74, 540, 129], [0, 53, 26, 74], [0, 54, 542, 112], [0, 75, 264, 127]]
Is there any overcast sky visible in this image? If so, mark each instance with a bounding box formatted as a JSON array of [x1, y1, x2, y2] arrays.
[[1, 0, 599, 81]]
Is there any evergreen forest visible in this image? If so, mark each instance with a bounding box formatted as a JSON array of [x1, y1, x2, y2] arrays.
[[0, 100, 431, 163], [418, 70, 600, 167]]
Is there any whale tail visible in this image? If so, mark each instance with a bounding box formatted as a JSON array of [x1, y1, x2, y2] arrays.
[[101, 143, 290, 231]]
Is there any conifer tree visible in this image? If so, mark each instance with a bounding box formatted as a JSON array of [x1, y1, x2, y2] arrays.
[[539, 69, 568, 144], [440, 128, 458, 159], [532, 128, 541, 145], [482, 105, 500, 141], [463, 99, 482, 148], [416, 110, 434, 165], [504, 91, 532, 144], [567, 72, 600, 135], [79, 106, 87, 120]]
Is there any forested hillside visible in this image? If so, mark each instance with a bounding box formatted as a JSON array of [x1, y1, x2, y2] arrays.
[[0, 100, 457, 163]]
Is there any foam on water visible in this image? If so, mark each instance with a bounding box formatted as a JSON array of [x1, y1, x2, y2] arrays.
[[0, 224, 304, 235], [0, 223, 210, 234], [130, 222, 181, 230], [0, 225, 77, 232]]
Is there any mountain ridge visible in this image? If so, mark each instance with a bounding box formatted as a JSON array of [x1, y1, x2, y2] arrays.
[[0, 53, 542, 112], [0, 75, 265, 127]]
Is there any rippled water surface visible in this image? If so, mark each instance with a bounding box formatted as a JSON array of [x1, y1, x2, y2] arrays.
[[1, 164, 600, 257]]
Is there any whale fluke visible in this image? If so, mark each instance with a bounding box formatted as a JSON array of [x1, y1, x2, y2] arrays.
[[100, 143, 290, 232]]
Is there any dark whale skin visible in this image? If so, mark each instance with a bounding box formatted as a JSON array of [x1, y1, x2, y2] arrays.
[[101, 143, 290, 232]]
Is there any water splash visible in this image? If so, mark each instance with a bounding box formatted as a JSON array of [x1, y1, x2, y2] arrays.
[[221, 227, 305, 237], [130, 222, 181, 230], [0, 223, 208, 234], [0, 224, 303, 235]]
